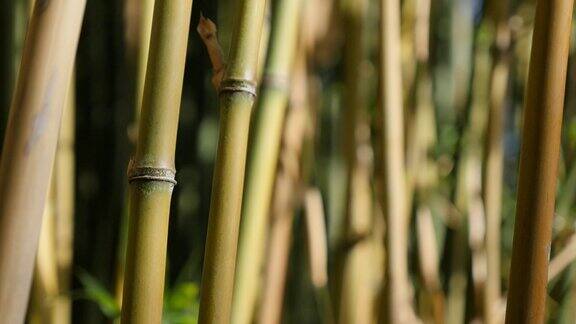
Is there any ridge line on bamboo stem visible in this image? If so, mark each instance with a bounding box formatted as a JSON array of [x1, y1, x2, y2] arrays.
[[219, 78, 257, 97], [127, 162, 177, 185]]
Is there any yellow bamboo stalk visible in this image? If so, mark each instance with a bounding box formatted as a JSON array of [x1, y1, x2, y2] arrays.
[[0, 0, 85, 321], [483, 1, 510, 323], [379, 0, 414, 322]]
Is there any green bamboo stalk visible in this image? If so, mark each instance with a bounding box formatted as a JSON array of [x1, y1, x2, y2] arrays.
[[231, 0, 303, 323], [379, 0, 414, 322], [198, 0, 267, 322], [0, 0, 85, 322], [120, 0, 193, 322], [505, 0, 574, 322], [115, 0, 155, 306], [483, 1, 510, 323]]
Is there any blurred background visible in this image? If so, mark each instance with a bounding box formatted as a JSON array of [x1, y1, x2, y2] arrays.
[[2, 0, 576, 323]]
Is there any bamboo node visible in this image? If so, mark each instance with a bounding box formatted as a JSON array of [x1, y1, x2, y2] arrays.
[[127, 165, 177, 185], [219, 78, 257, 97]]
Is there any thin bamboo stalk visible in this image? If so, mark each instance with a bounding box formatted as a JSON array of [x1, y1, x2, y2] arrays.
[[198, 0, 267, 322], [0, 0, 85, 322], [52, 73, 76, 324], [257, 44, 311, 324], [483, 1, 510, 323], [115, 0, 155, 306], [29, 192, 59, 324], [505, 0, 574, 322], [231, 1, 303, 322], [379, 0, 413, 322], [120, 0, 193, 322]]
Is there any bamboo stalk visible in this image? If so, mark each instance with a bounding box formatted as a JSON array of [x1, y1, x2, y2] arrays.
[[120, 0, 193, 322], [483, 1, 510, 323], [379, 0, 414, 322], [52, 73, 76, 324], [231, 1, 303, 322], [198, 0, 267, 322], [337, 0, 375, 322], [0, 0, 85, 322], [29, 184, 58, 324], [257, 43, 312, 324], [115, 0, 155, 306], [505, 0, 574, 322]]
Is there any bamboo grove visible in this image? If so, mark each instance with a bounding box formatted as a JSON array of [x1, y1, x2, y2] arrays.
[[2, 0, 576, 323]]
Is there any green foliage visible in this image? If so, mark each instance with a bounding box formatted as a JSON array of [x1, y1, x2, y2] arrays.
[[77, 269, 120, 319], [163, 282, 200, 324]]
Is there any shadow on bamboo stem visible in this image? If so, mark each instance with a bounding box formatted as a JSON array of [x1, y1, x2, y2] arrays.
[[505, 0, 574, 322], [0, 0, 85, 322], [120, 0, 193, 323]]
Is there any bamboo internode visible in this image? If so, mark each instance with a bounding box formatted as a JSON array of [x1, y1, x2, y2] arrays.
[[120, 0, 193, 323], [505, 0, 575, 322]]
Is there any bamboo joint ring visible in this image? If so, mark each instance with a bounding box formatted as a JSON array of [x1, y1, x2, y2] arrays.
[[219, 78, 257, 97], [127, 165, 177, 185]]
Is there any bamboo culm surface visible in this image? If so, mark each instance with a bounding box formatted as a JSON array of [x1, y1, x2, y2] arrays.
[[198, 0, 267, 322], [379, 0, 414, 322], [231, 0, 303, 323], [120, 0, 193, 323], [505, 0, 574, 322], [0, 0, 86, 322]]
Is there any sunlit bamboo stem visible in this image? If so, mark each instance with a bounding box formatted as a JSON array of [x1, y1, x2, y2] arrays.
[[379, 0, 413, 321], [0, 0, 85, 321], [483, 1, 510, 323], [505, 0, 574, 322]]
